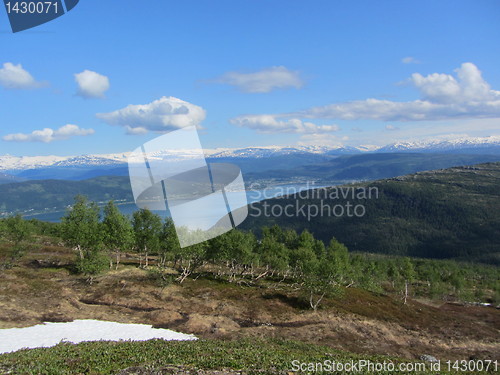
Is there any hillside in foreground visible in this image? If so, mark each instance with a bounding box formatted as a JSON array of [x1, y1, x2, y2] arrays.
[[241, 162, 500, 264], [0, 238, 498, 374]]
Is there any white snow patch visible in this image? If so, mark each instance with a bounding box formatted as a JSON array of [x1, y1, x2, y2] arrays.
[[0, 319, 197, 354]]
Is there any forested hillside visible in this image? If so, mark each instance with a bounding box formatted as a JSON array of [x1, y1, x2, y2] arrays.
[[0, 176, 132, 212], [241, 162, 500, 264]]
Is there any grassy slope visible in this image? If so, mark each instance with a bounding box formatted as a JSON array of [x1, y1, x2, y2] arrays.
[[241, 162, 500, 263], [0, 339, 491, 375], [0, 241, 498, 374]]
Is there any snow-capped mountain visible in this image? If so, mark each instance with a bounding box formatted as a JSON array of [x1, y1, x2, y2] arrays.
[[377, 136, 500, 153], [1, 136, 499, 172], [52, 155, 127, 167], [208, 145, 362, 158], [0, 155, 68, 170]]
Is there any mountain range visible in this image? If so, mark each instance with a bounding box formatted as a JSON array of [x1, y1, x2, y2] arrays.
[[0, 136, 499, 181], [1, 152, 500, 217]]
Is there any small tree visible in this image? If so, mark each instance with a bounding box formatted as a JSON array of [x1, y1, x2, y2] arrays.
[[401, 257, 416, 304], [132, 209, 162, 268], [303, 237, 350, 311], [256, 233, 289, 279], [326, 237, 351, 285], [290, 246, 318, 279], [61, 196, 107, 283], [3, 214, 33, 263], [102, 201, 133, 269], [303, 258, 343, 312], [174, 240, 207, 283], [159, 218, 180, 268], [207, 230, 256, 281]]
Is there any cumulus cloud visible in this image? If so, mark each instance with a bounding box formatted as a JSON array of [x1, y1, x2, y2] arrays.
[[298, 63, 500, 121], [97, 96, 206, 134], [0, 62, 45, 89], [230, 114, 339, 134], [3, 124, 94, 143], [75, 70, 110, 98], [402, 56, 420, 64], [215, 66, 303, 93]]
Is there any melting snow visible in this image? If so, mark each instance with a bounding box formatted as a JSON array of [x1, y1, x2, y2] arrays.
[[0, 319, 197, 354]]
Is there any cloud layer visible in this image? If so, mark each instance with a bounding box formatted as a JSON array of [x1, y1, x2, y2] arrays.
[[230, 114, 339, 134], [215, 66, 303, 93], [0, 63, 45, 89], [231, 63, 500, 137], [299, 63, 500, 122], [97, 96, 206, 134], [75, 70, 110, 98], [3, 124, 94, 143]]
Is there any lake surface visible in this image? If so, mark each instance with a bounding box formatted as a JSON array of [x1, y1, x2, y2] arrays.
[[24, 183, 330, 222]]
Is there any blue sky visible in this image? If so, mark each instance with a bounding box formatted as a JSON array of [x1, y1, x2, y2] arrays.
[[1, 0, 499, 156]]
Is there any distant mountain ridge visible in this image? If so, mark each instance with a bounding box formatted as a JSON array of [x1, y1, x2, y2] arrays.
[[1, 136, 499, 180], [377, 136, 500, 153]]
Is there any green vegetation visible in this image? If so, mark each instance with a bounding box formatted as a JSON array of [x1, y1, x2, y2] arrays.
[[0, 214, 33, 265], [1, 198, 498, 306], [0, 191, 498, 374], [1, 338, 485, 375], [242, 162, 500, 264], [0, 175, 132, 213]]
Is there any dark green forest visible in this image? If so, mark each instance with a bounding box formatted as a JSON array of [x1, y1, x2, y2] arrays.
[[241, 162, 500, 264]]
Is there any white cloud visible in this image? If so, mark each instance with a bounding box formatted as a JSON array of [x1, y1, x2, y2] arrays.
[[402, 56, 420, 64], [215, 66, 303, 93], [298, 63, 500, 121], [125, 126, 148, 135], [230, 114, 339, 134], [3, 124, 94, 143], [74, 70, 110, 98], [385, 124, 399, 131], [97, 96, 206, 134], [0, 62, 45, 89]]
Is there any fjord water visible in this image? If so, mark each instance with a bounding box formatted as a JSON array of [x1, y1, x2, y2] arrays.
[[23, 183, 330, 222]]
